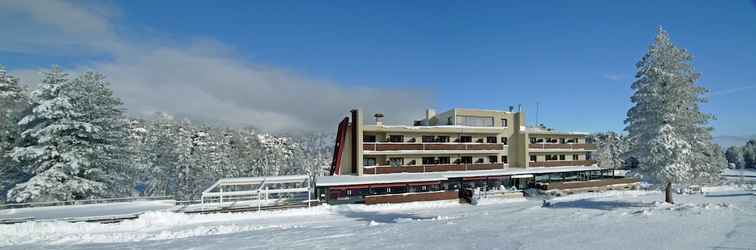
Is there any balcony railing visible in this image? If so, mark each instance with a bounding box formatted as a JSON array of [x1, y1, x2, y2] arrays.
[[364, 163, 506, 174], [529, 160, 596, 167], [528, 143, 596, 150], [363, 143, 504, 151]]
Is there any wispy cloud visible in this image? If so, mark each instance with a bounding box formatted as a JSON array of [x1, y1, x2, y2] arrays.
[[602, 73, 624, 81], [708, 85, 756, 97], [1, 1, 432, 132]]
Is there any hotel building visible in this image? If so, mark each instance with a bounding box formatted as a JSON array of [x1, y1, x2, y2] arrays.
[[316, 108, 637, 204]]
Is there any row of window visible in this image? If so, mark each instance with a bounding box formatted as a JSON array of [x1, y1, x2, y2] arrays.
[[529, 154, 589, 162], [530, 137, 580, 144], [365, 135, 508, 144], [365, 155, 508, 167], [456, 116, 508, 128]]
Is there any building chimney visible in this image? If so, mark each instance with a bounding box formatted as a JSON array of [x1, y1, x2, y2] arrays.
[[509, 106, 514, 112], [374, 113, 384, 126], [426, 109, 436, 120]]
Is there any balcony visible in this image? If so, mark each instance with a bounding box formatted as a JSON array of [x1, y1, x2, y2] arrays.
[[363, 143, 505, 151], [529, 160, 596, 167], [528, 143, 596, 150], [364, 163, 506, 174]]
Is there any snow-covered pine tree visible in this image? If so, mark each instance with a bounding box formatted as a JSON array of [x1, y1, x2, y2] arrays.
[[625, 27, 724, 203], [61, 72, 132, 197], [725, 146, 744, 169], [593, 132, 629, 169], [743, 140, 756, 168], [142, 113, 180, 196], [8, 67, 107, 202], [0, 65, 29, 202]]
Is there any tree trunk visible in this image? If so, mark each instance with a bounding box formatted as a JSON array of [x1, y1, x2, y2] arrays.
[[665, 181, 674, 204]]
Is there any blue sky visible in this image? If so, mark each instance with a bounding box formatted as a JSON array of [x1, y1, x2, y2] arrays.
[[1, 1, 755, 135]]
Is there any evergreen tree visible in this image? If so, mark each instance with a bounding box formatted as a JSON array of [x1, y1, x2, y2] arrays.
[[0, 65, 29, 202], [8, 67, 106, 202], [593, 132, 629, 169], [625, 27, 723, 204], [742, 140, 756, 168], [62, 72, 132, 197], [726, 146, 745, 169]]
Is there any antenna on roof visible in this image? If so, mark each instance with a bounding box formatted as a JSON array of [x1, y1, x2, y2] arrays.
[[536, 102, 540, 126]]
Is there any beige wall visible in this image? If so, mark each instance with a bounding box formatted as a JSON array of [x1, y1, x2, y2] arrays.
[[335, 108, 593, 175]]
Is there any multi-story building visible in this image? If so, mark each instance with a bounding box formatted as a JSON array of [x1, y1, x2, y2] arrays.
[[316, 108, 637, 204]]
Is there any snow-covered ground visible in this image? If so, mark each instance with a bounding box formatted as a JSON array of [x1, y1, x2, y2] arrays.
[[0, 200, 176, 220], [2, 187, 756, 250]]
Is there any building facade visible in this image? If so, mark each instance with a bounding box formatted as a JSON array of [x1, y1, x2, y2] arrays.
[[317, 108, 636, 204]]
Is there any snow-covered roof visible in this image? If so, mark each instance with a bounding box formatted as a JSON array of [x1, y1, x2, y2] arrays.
[[215, 175, 309, 185], [365, 124, 508, 130], [524, 127, 590, 135], [316, 165, 605, 187]]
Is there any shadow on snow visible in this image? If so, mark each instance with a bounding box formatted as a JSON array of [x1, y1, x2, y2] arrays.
[[336, 210, 434, 224], [546, 199, 655, 211]]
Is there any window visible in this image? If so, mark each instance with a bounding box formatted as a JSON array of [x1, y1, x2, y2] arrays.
[[486, 136, 497, 143], [364, 135, 376, 142], [559, 155, 566, 161], [476, 158, 485, 163], [389, 135, 404, 143], [501, 137, 508, 145], [438, 156, 450, 164], [530, 137, 537, 144], [389, 158, 404, 167], [407, 160, 416, 165], [488, 156, 498, 163], [365, 158, 376, 166], [502, 156, 508, 163], [422, 157, 436, 165], [436, 136, 450, 142], [546, 155, 558, 161], [460, 156, 473, 164], [530, 155, 537, 162], [456, 115, 494, 127], [460, 136, 473, 143], [501, 119, 508, 127], [586, 153, 592, 160], [560, 138, 566, 144], [572, 154, 579, 161], [422, 136, 435, 143]]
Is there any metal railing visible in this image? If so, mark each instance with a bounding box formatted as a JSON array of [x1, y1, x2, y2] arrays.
[[0, 196, 175, 210]]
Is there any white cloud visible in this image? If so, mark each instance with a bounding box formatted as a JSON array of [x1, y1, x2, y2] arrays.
[[2, 1, 432, 132], [708, 85, 756, 97], [602, 73, 624, 81]]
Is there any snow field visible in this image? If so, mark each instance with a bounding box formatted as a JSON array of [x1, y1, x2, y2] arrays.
[[1, 186, 755, 249]]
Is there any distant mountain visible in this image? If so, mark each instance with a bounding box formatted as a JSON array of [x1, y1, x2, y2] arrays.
[[714, 135, 756, 148]]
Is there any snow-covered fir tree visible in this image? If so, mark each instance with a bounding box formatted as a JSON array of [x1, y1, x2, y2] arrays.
[[725, 146, 744, 169], [625, 27, 725, 203], [8, 68, 104, 202], [0, 65, 29, 203], [592, 131, 629, 169], [62, 72, 132, 197]]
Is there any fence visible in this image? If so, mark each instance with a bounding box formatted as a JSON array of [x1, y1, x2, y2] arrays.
[[0, 196, 174, 210]]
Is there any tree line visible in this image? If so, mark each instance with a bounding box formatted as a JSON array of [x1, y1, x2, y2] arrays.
[[725, 140, 756, 169], [0, 66, 333, 203]]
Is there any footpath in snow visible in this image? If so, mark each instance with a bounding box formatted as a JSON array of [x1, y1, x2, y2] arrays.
[[1, 187, 756, 250]]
